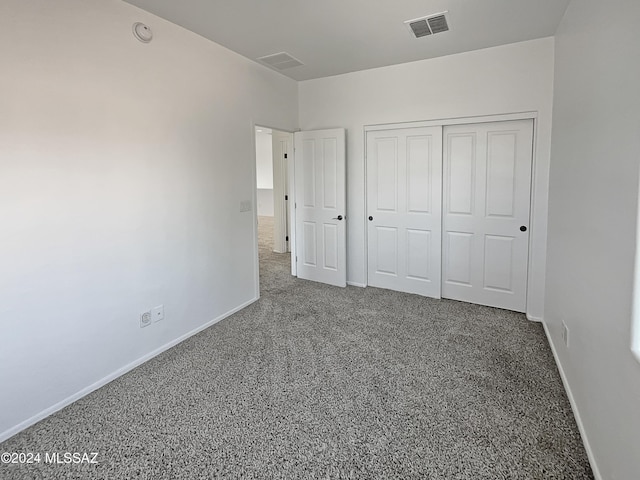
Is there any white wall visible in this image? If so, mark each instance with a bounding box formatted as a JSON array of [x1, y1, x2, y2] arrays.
[[545, 1, 640, 478], [256, 190, 275, 217], [299, 38, 555, 318], [255, 130, 274, 189], [0, 0, 297, 440], [255, 130, 274, 216]]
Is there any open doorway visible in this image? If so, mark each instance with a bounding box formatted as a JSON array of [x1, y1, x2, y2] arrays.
[[254, 126, 293, 278]]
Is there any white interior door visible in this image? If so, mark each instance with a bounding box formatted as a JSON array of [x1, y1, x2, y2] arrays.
[[294, 128, 346, 287], [442, 119, 533, 312], [272, 130, 291, 253], [366, 126, 442, 298]]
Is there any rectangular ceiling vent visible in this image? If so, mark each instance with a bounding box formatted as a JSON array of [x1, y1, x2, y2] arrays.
[[427, 14, 449, 34], [408, 19, 432, 38], [405, 12, 449, 38], [257, 52, 303, 70]]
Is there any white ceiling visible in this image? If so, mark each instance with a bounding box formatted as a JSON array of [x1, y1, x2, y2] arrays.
[[123, 0, 570, 81]]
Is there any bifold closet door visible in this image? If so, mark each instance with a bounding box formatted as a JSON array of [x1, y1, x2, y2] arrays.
[[366, 126, 442, 298], [442, 120, 533, 312]]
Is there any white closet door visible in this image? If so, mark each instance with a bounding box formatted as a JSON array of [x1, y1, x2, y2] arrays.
[[294, 129, 346, 287], [366, 126, 442, 298], [442, 119, 533, 312]]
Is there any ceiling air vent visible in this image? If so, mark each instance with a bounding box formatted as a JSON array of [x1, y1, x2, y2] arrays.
[[408, 19, 432, 38], [257, 52, 303, 70], [427, 15, 449, 34], [405, 12, 449, 38]]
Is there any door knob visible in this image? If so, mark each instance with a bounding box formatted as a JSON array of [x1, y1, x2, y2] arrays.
[[368, 216, 373, 221], [520, 226, 527, 232], [333, 215, 343, 221]]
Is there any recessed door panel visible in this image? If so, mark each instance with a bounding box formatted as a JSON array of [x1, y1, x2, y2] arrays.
[[376, 227, 398, 275], [367, 126, 442, 298], [407, 136, 431, 213], [445, 232, 473, 285], [484, 235, 514, 292], [442, 119, 533, 312], [303, 222, 316, 266], [486, 132, 517, 217], [406, 229, 430, 281], [302, 139, 316, 208], [375, 138, 398, 212], [323, 223, 338, 271], [323, 138, 337, 209], [448, 134, 475, 215]]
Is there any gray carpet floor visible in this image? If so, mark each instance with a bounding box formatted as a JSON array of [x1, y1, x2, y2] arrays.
[[0, 216, 593, 479]]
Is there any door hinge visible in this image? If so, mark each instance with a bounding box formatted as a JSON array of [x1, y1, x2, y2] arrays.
[[296, 256, 298, 262], [284, 153, 288, 159], [285, 195, 288, 200], [286, 236, 289, 241]]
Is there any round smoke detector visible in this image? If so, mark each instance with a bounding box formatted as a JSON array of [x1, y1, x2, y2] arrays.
[[132, 22, 153, 43]]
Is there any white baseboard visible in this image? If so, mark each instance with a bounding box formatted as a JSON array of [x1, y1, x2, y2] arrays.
[[347, 281, 366, 288], [0, 297, 259, 444], [542, 321, 602, 480], [526, 313, 543, 322]]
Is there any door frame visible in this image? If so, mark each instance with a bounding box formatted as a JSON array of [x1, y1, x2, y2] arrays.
[[363, 111, 538, 312], [272, 130, 292, 254], [251, 122, 295, 298]]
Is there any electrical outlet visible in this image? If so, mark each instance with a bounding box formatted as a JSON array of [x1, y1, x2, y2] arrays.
[[562, 320, 569, 347], [140, 311, 152, 328], [152, 305, 164, 323]]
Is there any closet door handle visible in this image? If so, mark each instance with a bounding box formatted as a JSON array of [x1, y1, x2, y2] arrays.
[[368, 216, 373, 221]]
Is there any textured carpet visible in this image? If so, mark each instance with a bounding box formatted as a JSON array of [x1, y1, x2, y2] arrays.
[[0, 216, 593, 479]]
